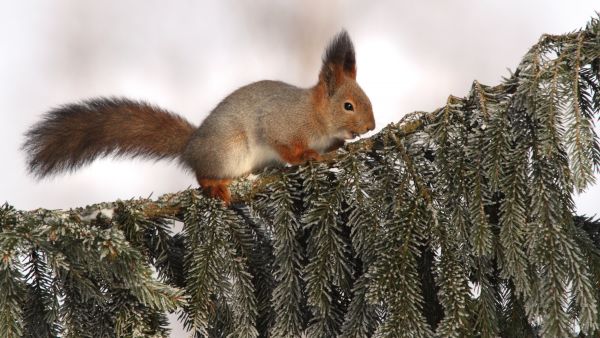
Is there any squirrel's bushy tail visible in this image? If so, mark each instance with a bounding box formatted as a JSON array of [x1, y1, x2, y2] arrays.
[[22, 97, 196, 178]]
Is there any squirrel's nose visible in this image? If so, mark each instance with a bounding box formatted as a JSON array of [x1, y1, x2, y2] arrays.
[[366, 119, 375, 132]]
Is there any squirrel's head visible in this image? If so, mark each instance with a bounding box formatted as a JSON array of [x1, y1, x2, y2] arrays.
[[314, 30, 375, 140]]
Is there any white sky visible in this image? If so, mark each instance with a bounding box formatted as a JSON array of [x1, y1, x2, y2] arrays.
[[1, 0, 598, 213], [0, 1, 599, 334]]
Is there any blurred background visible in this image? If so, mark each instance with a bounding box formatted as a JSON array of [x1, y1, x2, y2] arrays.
[[0, 1, 599, 334]]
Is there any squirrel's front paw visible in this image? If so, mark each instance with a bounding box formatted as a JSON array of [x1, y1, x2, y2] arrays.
[[302, 150, 323, 162]]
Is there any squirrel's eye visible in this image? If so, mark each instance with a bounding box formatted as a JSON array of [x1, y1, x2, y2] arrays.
[[344, 102, 354, 111]]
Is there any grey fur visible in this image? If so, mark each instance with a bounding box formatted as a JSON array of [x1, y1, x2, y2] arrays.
[[182, 80, 316, 178]]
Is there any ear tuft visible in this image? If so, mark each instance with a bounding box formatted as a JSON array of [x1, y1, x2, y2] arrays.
[[318, 30, 357, 96], [322, 30, 356, 79]]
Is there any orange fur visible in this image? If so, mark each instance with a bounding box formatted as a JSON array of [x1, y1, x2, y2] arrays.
[[229, 130, 248, 145], [346, 65, 357, 80], [333, 66, 347, 88], [311, 81, 328, 111], [198, 177, 232, 205], [273, 140, 323, 165]]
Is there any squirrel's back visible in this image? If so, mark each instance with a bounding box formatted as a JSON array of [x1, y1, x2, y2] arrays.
[[23, 97, 196, 178]]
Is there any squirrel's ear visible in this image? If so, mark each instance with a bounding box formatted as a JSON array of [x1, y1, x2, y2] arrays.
[[318, 30, 357, 96]]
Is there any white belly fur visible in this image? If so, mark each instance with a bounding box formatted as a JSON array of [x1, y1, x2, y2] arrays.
[[222, 144, 282, 177], [309, 132, 347, 153], [222, 134, 344, 178]]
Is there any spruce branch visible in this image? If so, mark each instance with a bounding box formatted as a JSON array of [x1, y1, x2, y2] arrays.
[[2, 13, 600, 338]]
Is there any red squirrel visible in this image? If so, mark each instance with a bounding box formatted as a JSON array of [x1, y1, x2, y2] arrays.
[[22, 30, 375, 204]]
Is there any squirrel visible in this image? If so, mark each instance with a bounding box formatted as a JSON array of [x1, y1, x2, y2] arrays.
[[22, 30, 375, 204]]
